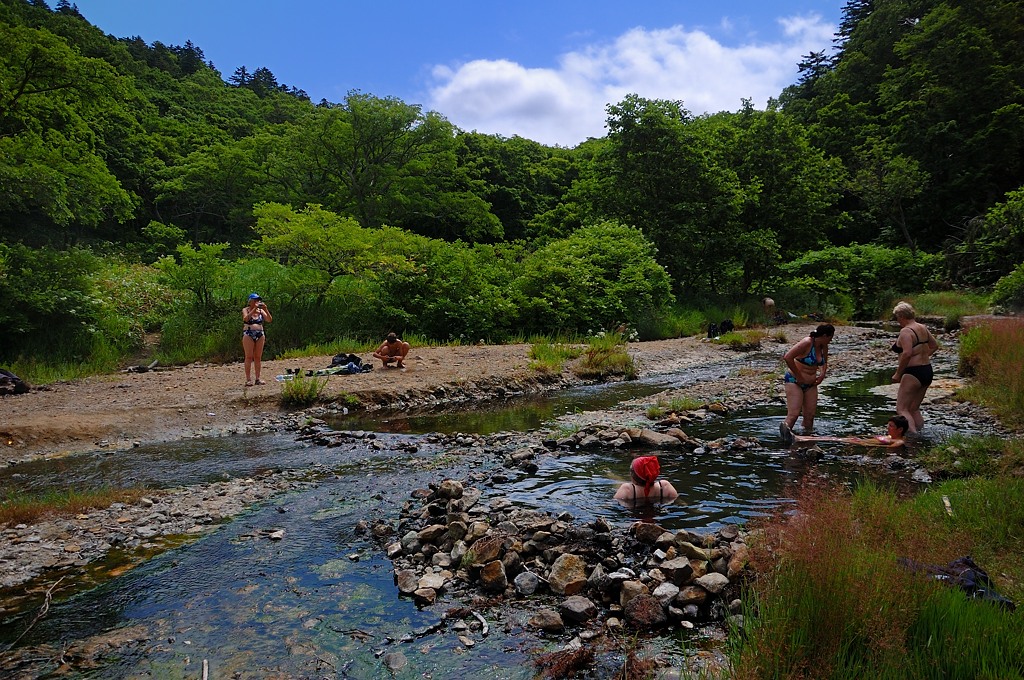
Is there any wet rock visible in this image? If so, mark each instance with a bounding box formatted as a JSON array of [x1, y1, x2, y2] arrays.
[[418, 573, 447, 592], [395, 569, 419, 594], [653, 581, 680, 606], [560, 595, 598, 623], [383, 651, 407, 672], [436, 479, 464, 499], [637, 429, 682, 448], [675, 586, 708, 607], [447, 521, 468, 542], [724, 544, 749, 577], [529, 609, 565, 633], [413, 587, 437, 605], [696, 572, 729, 595], [619, 580, 649, 608], [468, 535, 503, 564], [634, 522, 667, 544], [479, 560, 507, 592], [548, 553, 587, 595], [514, 570, 540, 596], [673, 540, 709, 561], [417, 524, 447, 544], [659, 557, 695, 586], [624, 594, 667, 628]]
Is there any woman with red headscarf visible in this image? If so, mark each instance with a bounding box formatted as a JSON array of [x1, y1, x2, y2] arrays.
[[614, 455, 678, 505]]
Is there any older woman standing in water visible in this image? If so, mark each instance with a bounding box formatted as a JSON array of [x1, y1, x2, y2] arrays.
[[780, 324, 835, 440], [891, 301, 938, 433]]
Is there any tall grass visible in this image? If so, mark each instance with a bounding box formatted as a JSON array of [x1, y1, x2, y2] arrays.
[[278, 372, 329, 407], [529, 341, 584, 374], [732, 480, 1024, 679], [894, 290, 990, 329], [958, 318, 1024, 427], [1, 487, 150, 526], [573, 332, 636, 379]]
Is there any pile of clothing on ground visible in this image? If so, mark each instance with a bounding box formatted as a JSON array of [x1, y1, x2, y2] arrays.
[[0, 368, 30, 395]]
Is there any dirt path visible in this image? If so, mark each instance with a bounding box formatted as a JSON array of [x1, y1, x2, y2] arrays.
[[1, 335, 733, 465]]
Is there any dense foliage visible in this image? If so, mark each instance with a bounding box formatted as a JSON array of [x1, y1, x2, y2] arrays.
[[2, 0, 1023, 370]]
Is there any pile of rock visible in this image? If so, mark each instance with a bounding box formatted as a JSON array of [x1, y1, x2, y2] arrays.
[[370, 478, 750, 635]]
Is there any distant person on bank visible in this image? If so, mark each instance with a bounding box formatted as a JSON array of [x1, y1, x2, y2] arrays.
[[891, 301, 938, 433], [373, 332, 410, 368], [614, 455, 679, 506], [242, 293, 272, 386]]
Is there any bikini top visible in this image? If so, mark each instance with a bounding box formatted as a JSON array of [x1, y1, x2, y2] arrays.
[[631, 479, 665, 502], [245, 311, 264, 326], [891, 327, 926, 354], [798, 343, 826, 366]]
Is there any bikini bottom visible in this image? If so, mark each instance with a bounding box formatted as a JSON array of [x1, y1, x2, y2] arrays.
[[243, 329, 265, 341], [903, 364, 933, 389], [784, 372, 815, 392]]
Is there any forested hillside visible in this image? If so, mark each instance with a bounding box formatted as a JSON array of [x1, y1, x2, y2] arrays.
[[2, 0, 1023, 375]]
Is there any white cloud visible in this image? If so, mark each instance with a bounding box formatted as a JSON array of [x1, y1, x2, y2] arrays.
[[427, 14, 834, 147]]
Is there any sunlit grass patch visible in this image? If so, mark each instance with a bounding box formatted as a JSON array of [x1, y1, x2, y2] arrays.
[[897, 290, 990, 329], [529, 341, 584, 374], [958, 318, 1024, 427], [1, 487, 151, 526], [732, 479, 1024, 678], [278, 372, 329, 406], [572, 333, 636, 380], [713, 330, 765, 351]]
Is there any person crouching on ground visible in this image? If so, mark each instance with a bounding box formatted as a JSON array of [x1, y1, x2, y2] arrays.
[[614, 455, 679, 506], [781, 415, 909, 449], [373, 332, 410, 368]]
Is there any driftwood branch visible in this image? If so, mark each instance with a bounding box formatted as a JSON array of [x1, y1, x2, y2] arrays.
[[4, 576, 65, 651]]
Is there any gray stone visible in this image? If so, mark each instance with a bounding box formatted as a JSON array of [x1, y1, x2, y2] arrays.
[[633, 522, 667, 544], [659, 557, 695, 586], [417, 524, 447, 544], [528, 609, 564, 632], [652, 581, 680, 606], [395, 569, 419, 595], [383, 651, 407, 672], [418, 573, 447, 591], [675, 585, 708, 606], [436, 479, 464, 499], [514, 570, 540, 596], [560, 595, 598, 623], [696, 572, 730, 594]]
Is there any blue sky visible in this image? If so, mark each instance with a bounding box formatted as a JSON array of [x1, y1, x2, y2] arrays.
[[71, 1, 844, 146]]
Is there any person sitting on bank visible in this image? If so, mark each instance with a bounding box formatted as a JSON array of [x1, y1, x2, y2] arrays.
[[373, 332, 410, 368], [780, 415, 909, 449], [614, 455, 679, 506]]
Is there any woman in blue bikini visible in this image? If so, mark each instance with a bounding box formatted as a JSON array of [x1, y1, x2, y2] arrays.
[[242, 293, 272, 386], [892, 301, 938, 433], [780, 323, 835, 439]]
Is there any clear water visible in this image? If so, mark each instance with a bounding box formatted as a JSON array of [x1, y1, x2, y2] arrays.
[[0, 345, 960, 677]]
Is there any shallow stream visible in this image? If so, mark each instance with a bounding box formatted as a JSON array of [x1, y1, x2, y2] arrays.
[[0, 346, 963, 677]]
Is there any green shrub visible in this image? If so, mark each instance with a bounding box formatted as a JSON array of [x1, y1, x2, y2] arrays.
[[279, 372, 329, 407], [573, 332, 636, 380], [782, 244, 943, 319], [991, 262, 1024, 310], [516, 221, 675, 336]]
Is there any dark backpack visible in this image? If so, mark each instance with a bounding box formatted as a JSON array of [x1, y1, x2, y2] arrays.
[[331, 353, 362, 367]]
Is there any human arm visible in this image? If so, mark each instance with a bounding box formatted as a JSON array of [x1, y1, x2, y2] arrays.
[[257, 301, 271, 322], [782, 338, 811, 375], [613, 483, 633, 501]]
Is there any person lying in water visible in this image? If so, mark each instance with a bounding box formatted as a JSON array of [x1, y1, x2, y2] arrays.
[[614, 455, 679, 506], [779, 415, 909, 449]]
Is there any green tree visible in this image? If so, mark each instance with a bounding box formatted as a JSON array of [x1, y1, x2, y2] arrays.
[[515, 221, 674, 334], [155, 242, 230, 316], [846, 138, 927, 253], [0, 24, 135, 240], [594, 95, 748, 293], [249, 202, 375, 302]]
